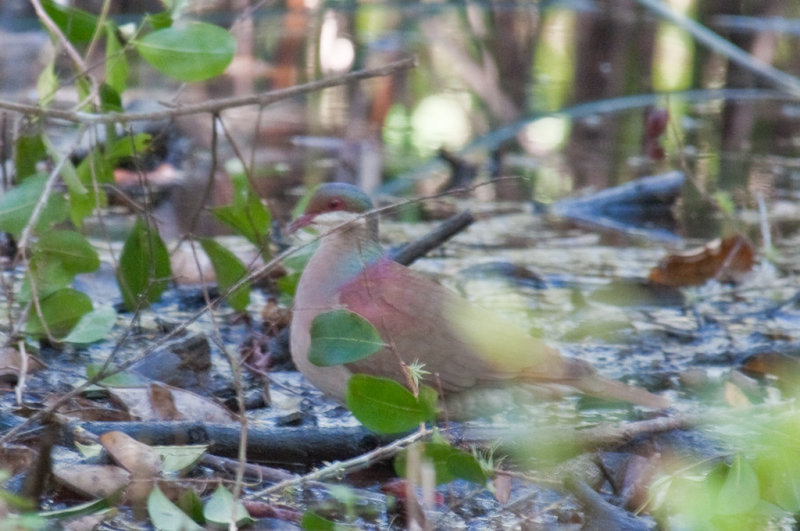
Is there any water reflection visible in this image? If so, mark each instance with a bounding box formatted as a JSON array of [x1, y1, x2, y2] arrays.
[[1, 1, 799, 239]]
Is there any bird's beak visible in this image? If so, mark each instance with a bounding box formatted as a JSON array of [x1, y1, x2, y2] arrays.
[[287, 213, 314, 234]]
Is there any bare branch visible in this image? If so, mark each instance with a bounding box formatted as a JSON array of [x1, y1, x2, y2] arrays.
[[0, 57, 417, 124]]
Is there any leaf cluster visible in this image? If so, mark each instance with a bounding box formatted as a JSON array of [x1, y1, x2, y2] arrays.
[[0, 1, 255, 344]]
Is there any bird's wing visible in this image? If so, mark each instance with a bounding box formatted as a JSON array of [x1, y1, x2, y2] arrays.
[[338, 258, 569, 392]]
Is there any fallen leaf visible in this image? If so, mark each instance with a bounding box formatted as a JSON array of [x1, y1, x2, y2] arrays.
[[53, 463, 130, 499], [261, 297, 291, 329], [649, 234, 754, 287], [48, 395, 131, 422], [100, 431, 162, 516], [148, 383, 184, 421], [100, 431, 162, 477], [241, 500, 302, 521], [0, 444, 37, 475], [110, 384, 237, 423], [724, 381, 751, 409], [0, 347, 44, 384]]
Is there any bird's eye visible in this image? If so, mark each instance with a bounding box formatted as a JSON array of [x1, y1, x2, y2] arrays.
[[328, 198, 343, 210]]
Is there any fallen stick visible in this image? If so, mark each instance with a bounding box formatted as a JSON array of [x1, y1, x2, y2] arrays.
[[64, 420, 399, 467], [389, 210, 475, 266]]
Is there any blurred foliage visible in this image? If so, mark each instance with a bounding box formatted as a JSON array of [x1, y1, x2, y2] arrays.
[[649, 408, 800, 529]]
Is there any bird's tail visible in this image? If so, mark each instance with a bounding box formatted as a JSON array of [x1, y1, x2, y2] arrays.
[[573, 372, 670, 409], [523, 357, 670, 409]]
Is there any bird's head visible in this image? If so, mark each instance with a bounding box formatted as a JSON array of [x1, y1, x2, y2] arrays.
[[289, 182, 377, 236]]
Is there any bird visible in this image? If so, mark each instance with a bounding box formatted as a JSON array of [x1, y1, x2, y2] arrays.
[[289, 183, 669, 416]]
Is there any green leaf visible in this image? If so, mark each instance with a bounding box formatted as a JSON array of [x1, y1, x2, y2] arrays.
[[0, 487, 34, 511], [154, 445, 208, 476], [86, 364, 150, 387], [25, 288, 93, 339], [76, 148, 112, 185], [345, 375, 437, 434], [107, 133, 151, 163], [0, 174, 68, 238], [116, 219, 172, 311], [213, 202, 269, 247], [176, 489, 205, 525], [69, 150, 109, 227], [40, 132, 85, 195], [40, 0, 100, 45], [37, 60, 58, 107], [135, 23, 236, 82], [715, 456, 760, 516], [276, 271, 300, 298], [39, 497, 113, 520], [147, 486, 203, 531], [147, 12, 173, 31], [105, 25, 128, 94], [36, 230, 100, 273], [211, 170, 271, 247], [395, 442, 487, 485], [15, 135, 46, 181], [21, 229, 100, 301], [99, 83, 122, 112], [199, 238, 250, 312], [62, 306, 117, 344], [203, 485, 254, 527], [21, 259, 73, 301], [75, 441, 103, 459], [67, 183, 104, 229], [68, 133, 148, 227], [300, 511, 336, 530], [75, 77, 92, 109], [309, 310, 385, 367]]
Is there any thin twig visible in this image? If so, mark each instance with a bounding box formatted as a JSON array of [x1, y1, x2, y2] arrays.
[[248, 428, 429, 500], [0, 57, 417, 125], [15, 340, 28, 406], [186, 114, 220, 235], [16, 126, 87, 252], [29, 0, 92, 82], [187, 239, 249, 507]]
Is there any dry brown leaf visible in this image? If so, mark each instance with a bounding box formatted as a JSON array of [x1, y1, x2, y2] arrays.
[[261, 297, 291, 329], [0, 347, 44, 385], [0, 444, 37, 476], [619, 454, 661, 511], [648, 234, 755, 287], [148, 383, 184, 421], [724, 381, 751, 409], [98, 431, 164, 517], [53, 463, 130, 499], [109, 384, 237, 423], [50, 395, 132, 422], [99, 431, 162, 477], [241, 500, 302, 521]]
